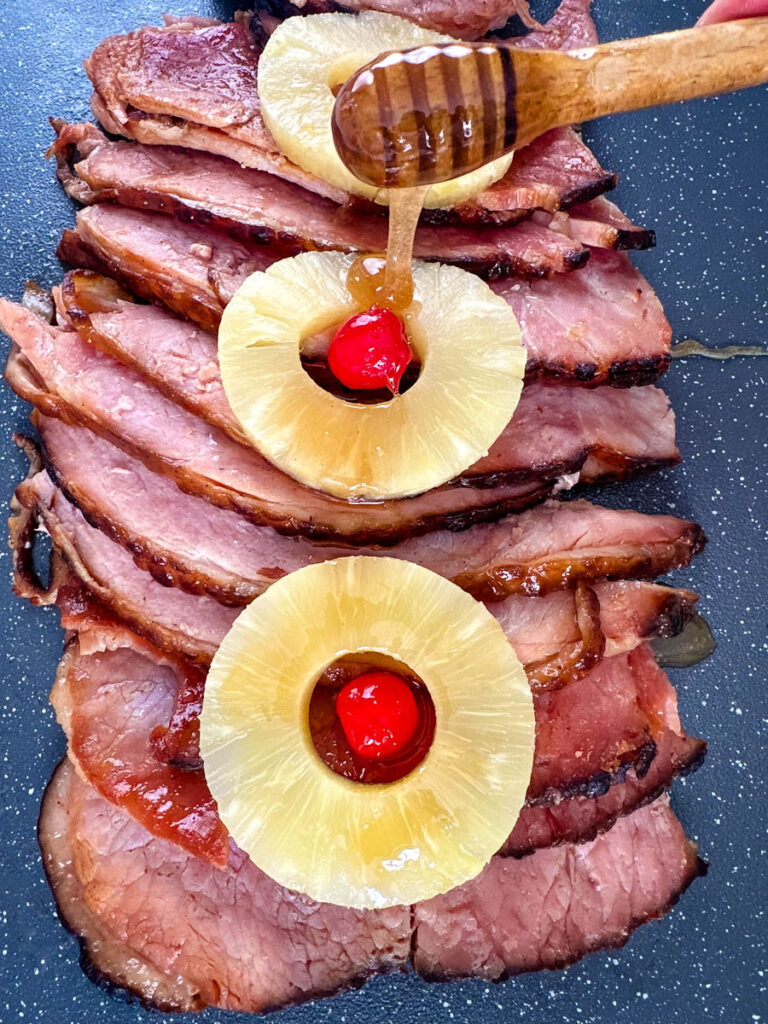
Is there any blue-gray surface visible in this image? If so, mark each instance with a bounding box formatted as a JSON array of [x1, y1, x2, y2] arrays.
[[0, 1, 765, 1021]]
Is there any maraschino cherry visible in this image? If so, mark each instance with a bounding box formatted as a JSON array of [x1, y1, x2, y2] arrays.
[[328, 306, 412, 394], [336, 671, 420, 760]]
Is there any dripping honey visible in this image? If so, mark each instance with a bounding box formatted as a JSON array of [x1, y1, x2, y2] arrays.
[[346, 186, 429, 314]]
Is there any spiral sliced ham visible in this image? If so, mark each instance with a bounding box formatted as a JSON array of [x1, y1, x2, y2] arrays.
[[40, 761, 702, 1012], [52, 122, 594, 280], [34, 414, 704, 604], [1, 302, 679, 542], [56, 207, 671, 384], [49, 624, 703, 870], [84, 3, 612, 220], [413, 795, 703, 979], [56, 270, 676, 475], [13, 467, 698, 681]]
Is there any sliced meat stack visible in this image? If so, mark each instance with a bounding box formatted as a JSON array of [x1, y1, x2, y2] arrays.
[[1, 0, 711, 1013]]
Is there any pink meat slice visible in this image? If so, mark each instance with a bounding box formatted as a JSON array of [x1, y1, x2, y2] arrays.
[[537, 196, 655, 251], [413, 795, 703, 979], [52, 122, 590, 280], [2, 304, 553, 543], [40, 762, 702, 1011], [504, 728, 705, 856], [51, 637, 228, 866], [36, 414, 705, 604], [56, 205, 671, 384], [43, 760, 412, 1013], [53, 275, 679, 478], [13, 469, 696, 684], [85, 4, 613, 219], [1, 303, 677, 541], [49, 623, 703, 868], [496, 247, 673, 385]]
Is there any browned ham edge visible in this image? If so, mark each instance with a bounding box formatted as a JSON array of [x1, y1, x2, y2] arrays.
[[49, 624, 704, 868], [11, 463, 699, 690], [29, 414, 703, 604], [413, 796, 705, 980], [51, 122, 596, 280], [40, 762, 703, 1011], [1, 302, 679, 543], [84, 6, 615, 222], [51, 272, 680, 486], [55, 207, 672, 386]]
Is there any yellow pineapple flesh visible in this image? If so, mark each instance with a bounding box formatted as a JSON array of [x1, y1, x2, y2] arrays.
[[218, 251, 525, 500], [257, 11, 514, 209], [200, 557, 534, 909]]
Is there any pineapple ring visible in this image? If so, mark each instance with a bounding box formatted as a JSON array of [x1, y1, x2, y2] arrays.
[[219, 251, 526, 500], [257, 11, 514, 209], [200, 557, 534, 909]]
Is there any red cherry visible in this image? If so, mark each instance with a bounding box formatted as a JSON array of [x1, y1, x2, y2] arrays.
[[336, 671, 420, 761], [328, 306, 412, 394]]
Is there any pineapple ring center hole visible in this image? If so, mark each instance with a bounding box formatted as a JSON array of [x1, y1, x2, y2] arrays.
[[301, 323, 422, 404], [308, 652, 436, 785]]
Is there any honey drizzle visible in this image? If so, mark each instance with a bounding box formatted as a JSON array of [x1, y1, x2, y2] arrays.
[[346, 185, 429, 313], [671, 338, 767, 360]]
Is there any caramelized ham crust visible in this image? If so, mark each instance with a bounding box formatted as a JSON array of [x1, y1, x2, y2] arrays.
[[56, 207, 671, 384], [52, 122, 593, 280], [40, 762, 702, 1011], [1, 303, 678, 542], [49, 626, 700, 870], [413, 795, 703, 980], [50, 638, 227, 866], [35, 415, 705, 604], [84, 4, 611, 220], [12, 467, 698, 686]]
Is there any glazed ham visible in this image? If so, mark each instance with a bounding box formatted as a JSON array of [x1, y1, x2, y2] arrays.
[[413, 795, 702, 979], [497, 247, 673, 386], [35, 414, 705, 604], [53, 275, 679, 479], [84, 4, 613, 220], [50, 638, 228, 866], [50, 627, 701, 870], [258, 0, 542, 40], [1, 303, 678, 542], [13, 467, 698, 680], [40, 762, 702, 1012], [52, 122, 595, 280], [56, 207, 672, 385], [42, 760, 413, 1013]]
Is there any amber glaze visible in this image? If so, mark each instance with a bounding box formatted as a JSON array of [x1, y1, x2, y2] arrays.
[[346, 186, 429, 313], [332, 18, 768, 189]]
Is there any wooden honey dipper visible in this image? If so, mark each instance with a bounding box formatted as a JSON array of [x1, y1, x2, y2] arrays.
[[332, 18, 768, 189]]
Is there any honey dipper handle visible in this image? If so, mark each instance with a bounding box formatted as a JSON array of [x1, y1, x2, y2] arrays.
[[517, 17, 768, 146], [332, 18, 768, 190]]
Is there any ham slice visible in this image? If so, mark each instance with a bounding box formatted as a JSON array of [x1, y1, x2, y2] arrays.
[[52, 122, 592, 280], [497, 247, 673, 386], [1, 303, 678, 542], [35, 414, 704, 604], [42, 760, 413, 1013], [40, 761, 703, 1011], [50, 625, 703, 868], [56, 206, 671, 384], [13, 467, 698, 683], [258, 0, 543, 40], [51, 638, 228, 866], [53, 275, 679, 480], [84, 4, 613, 220], [413, 795, 703, 979]]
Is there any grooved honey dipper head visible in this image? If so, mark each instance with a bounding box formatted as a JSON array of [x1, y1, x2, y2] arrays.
[[332, 42, 517, 189]]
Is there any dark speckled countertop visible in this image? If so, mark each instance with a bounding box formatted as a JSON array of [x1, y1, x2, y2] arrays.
[[0, 2, 766, 1022]]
